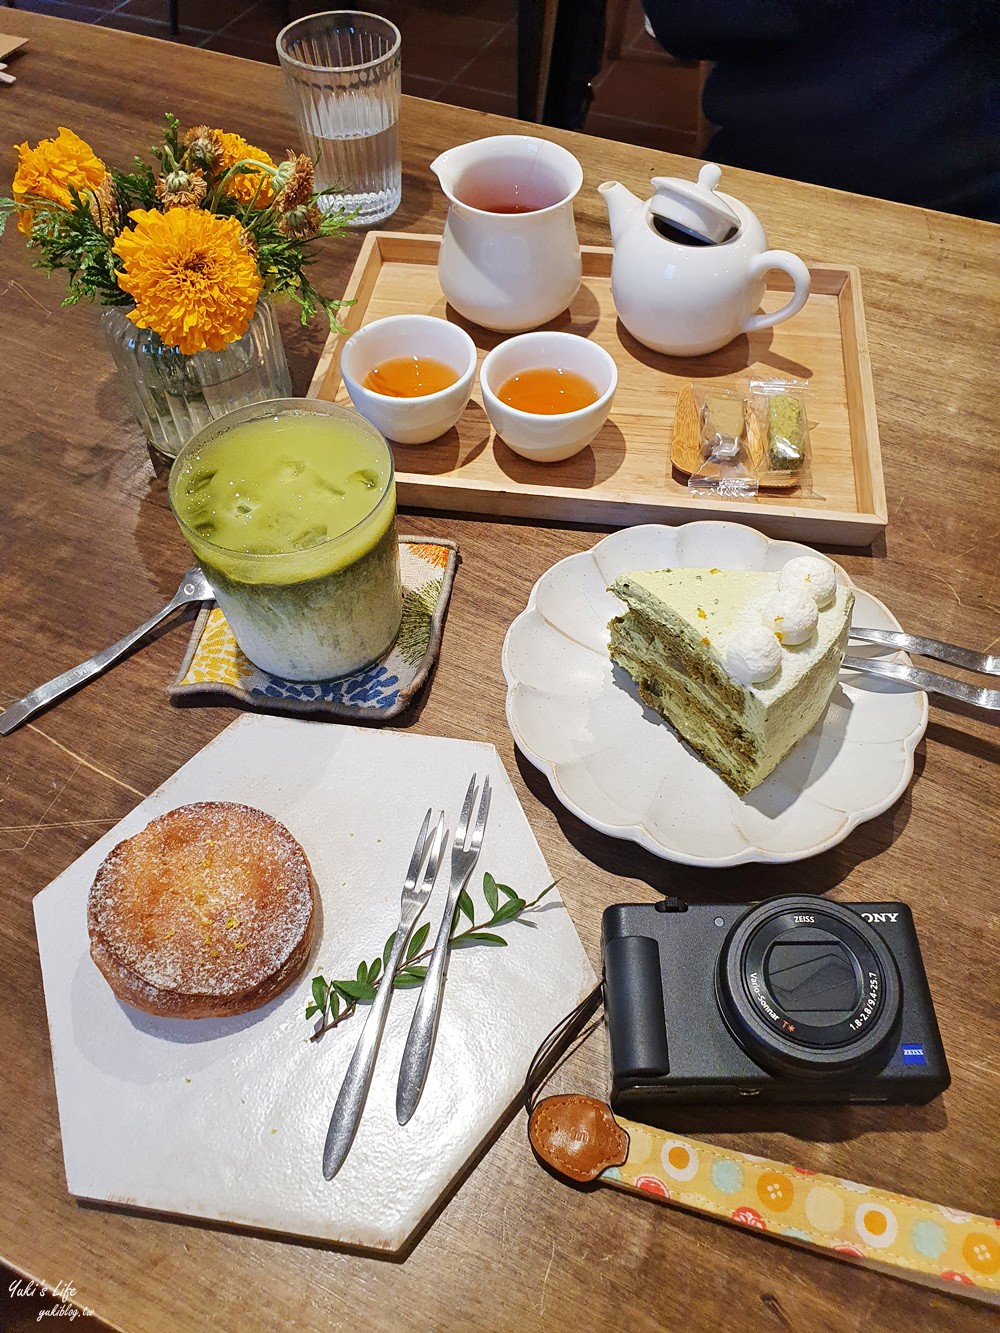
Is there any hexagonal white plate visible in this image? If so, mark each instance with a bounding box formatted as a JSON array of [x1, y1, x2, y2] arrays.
[[503, 522, 928, 866], [33, 716, 595, 1251]]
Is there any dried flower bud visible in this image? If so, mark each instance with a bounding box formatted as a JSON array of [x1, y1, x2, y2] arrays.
[[270, 158, 295, 196], [182, 125, 224, 173], [275, 152, 315, 215], [238, 226, 259, 260], [155, 167, 208, 210], [278, 202, 322, 240], [86, 176, 120, 237]]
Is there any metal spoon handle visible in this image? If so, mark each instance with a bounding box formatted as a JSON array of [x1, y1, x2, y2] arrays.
[[850, 627, 1000, 676], [0, 575, 209, 737], [842, 656, 1000, 711]]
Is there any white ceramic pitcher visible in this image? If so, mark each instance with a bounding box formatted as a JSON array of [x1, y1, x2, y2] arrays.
[[430, 135, 583, 332]]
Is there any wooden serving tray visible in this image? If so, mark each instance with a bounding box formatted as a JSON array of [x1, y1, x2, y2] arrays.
[[310, 233, 887, 546]]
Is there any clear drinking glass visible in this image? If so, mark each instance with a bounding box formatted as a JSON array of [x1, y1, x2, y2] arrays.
[[277, 11, 402, 227]]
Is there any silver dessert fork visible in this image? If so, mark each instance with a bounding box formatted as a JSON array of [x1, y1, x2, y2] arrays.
[[322, 808, 446, 1181], [0, 568, 214, 737], [395, 774, 492, 1126], [842, 656, 1000, 711], [850, 627, 1000, 677]]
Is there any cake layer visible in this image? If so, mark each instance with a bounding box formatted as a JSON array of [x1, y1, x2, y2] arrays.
[[608, 567, 854, 795], [609, 634, 754, 793]]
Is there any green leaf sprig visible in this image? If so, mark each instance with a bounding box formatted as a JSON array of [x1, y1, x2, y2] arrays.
[[306, 872, 556, 1041]]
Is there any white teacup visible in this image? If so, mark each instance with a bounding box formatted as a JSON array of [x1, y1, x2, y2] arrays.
[[480, 332, 618, 463], [341, 315, 477, 445]]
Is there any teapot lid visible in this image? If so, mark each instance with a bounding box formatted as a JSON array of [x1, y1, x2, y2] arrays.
[[648, 163, 740, 244]]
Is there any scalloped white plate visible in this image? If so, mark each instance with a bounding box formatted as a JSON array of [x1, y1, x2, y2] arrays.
[[503, 523, 928, 866]]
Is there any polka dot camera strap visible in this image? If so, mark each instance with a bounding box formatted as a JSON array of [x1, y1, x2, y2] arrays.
[[608, 1115, 998, 1302]]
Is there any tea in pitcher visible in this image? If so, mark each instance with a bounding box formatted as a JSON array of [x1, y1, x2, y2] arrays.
[[454, 161, 568, 214]]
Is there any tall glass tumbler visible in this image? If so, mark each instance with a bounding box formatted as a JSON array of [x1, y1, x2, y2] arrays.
[[277, 11, 402, 227]]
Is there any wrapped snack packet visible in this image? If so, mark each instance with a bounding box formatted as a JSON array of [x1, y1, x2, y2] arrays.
[[672, 381, 817, 499], [766, 392, 808, 470], [671, 383, 760, 499], [749, 379, 813, 492]]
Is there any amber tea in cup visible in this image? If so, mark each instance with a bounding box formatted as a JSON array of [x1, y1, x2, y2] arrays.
[[497, 367, 599, 415], [362, 356, 460, 399]]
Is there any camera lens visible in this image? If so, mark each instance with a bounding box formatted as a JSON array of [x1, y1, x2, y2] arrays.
[[716, 897, 902, 1077]]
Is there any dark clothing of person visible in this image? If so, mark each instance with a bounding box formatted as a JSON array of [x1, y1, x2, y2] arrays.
[[641, 0, 1000, 222]]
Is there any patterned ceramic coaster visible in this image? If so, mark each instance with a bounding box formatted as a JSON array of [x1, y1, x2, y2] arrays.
[[170, 537, 457, 720]]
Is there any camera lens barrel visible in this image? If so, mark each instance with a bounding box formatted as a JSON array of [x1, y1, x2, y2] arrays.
[[716, 897, 902, 1077]]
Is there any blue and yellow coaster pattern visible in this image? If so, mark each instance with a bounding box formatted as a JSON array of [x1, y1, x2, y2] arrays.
[[170, 538, 458, 721]]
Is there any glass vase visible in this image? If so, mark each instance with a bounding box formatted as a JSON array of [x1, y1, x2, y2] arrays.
[[101, 297, 293, 461]]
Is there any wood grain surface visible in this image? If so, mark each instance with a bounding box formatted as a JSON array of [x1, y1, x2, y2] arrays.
[[1, 14, 997, 1333], [310, 235, 886, 542]]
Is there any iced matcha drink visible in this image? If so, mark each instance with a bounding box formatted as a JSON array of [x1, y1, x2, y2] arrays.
[[169, 400, 402, 681]]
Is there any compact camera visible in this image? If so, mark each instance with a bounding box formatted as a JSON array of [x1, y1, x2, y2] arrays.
[[603, 896, 950, 1114]]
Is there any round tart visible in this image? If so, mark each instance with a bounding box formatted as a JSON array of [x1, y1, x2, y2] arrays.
[[88, 802, 316, 1019]]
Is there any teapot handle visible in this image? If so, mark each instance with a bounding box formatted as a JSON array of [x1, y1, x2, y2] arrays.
[[743, 251, 811, 334]]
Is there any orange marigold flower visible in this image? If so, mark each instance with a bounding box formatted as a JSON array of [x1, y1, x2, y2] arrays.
[[216, 131, 275, 207], [12, 126, 108, 236], [113, 207, 263, 356]]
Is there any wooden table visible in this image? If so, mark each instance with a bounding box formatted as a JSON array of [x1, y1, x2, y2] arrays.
[[1, 13, 997, 1331]]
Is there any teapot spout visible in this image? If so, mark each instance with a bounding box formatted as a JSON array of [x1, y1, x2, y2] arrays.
[[598, 180, 642, 246]]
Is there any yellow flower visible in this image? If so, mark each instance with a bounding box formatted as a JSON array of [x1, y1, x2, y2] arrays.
[[113, 207, 263, 356], [12, 126, 108, 235], [216, 131, 275, 207]]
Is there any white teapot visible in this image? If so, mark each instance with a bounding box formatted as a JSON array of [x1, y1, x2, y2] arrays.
[[598, 164, 811, 356]]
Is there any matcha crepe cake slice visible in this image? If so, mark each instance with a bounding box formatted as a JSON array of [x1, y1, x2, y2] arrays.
[[608, 558, 854, 796]]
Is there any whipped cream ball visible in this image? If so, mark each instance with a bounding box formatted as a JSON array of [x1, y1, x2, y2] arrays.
[[779, 555, 837, 608], [763, 590, 818, 645], [726, 624, 782, 685]]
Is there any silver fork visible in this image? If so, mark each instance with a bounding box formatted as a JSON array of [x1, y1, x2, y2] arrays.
[[322, 809, 447, 1181], [395, 774, 492, 1126], [0, 568, 214, 737], [842, 656, 1000, 711], [850, 627, 1000, 677]]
